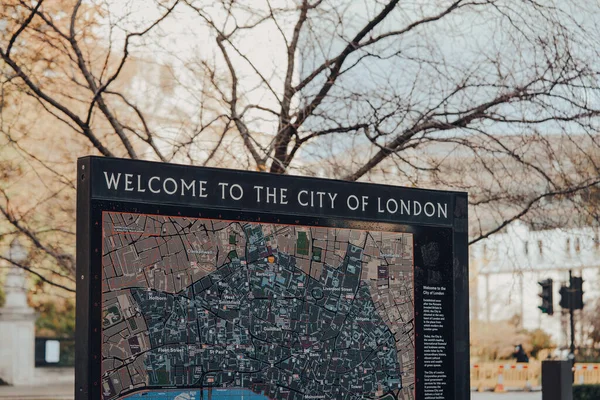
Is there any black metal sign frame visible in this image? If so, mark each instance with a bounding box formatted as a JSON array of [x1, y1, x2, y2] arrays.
[[76, 156, 469, 400]]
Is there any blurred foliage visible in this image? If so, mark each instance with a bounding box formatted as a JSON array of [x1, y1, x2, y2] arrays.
[[577, 348, 600, 363], [471, 319, 528, 361], [588, 299, 600, 348], [34, 299, 75, 338], [527, 329, 553, 358], [471, 317, 555, 361], [573, 385, 600, 400]]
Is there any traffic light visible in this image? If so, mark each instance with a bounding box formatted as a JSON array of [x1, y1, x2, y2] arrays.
[[538, 279, 553, 315], [571, 276, 584, 310], [559, 285, 570, 309], [559, 276, 584, 310]]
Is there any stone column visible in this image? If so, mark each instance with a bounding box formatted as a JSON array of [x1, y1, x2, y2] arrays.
[[0, 255, 37, 385]]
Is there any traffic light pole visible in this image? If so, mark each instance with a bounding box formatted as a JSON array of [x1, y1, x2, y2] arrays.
[[569, 270, 575, 356]]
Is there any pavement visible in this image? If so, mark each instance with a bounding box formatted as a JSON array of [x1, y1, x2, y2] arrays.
[[0, 385, 544, 400], [472, 392, 541, 400], [0, 383, 73, 400]]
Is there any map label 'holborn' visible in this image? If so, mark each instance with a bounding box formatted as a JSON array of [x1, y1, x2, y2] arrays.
[[76, 156, 469, 400]]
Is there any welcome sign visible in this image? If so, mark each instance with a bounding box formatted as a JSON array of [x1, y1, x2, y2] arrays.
[[76, 156, 469, 400]]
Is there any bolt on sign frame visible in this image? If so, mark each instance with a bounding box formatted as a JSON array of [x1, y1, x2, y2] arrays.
[[76, 156, 469, 400]]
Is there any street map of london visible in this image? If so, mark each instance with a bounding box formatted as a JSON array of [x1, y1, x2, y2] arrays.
[[101, 212, 415, 400]]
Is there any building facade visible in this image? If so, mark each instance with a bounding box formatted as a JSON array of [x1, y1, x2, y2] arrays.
[[470, 222, 600, 348]]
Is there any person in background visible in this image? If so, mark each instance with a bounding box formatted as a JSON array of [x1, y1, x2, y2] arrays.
[[513, 344, 530, 363]]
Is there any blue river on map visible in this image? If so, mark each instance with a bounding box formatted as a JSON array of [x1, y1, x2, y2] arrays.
[[125, 388, 269, 399]]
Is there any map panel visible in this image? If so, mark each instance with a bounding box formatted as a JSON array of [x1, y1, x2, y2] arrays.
[[101, 212, 415, 400]]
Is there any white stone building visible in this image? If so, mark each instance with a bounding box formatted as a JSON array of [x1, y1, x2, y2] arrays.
[[470, 222, 600, 347]]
